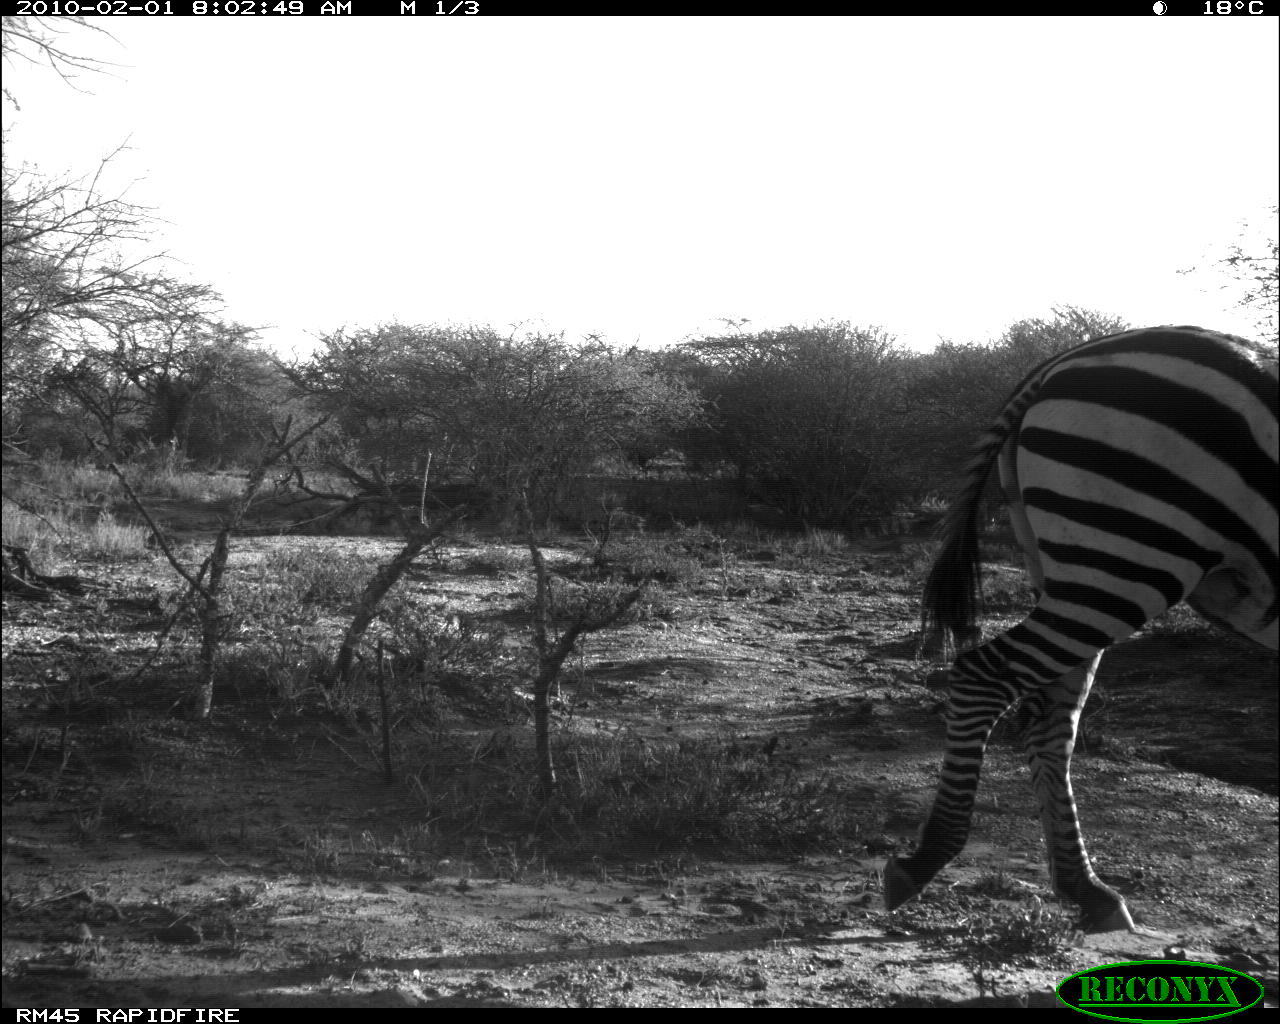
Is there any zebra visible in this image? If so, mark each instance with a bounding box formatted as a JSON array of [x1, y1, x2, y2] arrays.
[[883, 325, 1278, 932]]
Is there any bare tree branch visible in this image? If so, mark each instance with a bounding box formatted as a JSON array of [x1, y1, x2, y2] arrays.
[[2, 16, 119, 107]]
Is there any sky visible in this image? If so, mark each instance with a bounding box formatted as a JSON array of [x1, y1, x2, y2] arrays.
[[3, 17, 1277, 355]]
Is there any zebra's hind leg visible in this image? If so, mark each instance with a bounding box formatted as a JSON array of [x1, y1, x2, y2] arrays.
[[1020, 654, 1134, 932], [883, 667, 1028, 912]]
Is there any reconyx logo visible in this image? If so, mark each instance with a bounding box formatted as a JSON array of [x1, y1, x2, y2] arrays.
[[1057, 960, 1264, 1022]]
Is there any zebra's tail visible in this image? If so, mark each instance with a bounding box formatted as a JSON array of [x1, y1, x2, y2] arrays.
[[921, 445, 994, 645], [922, 385, 1036, 646]]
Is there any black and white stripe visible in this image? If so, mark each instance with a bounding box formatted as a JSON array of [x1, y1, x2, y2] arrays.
[[884, 325, 1277, 931]]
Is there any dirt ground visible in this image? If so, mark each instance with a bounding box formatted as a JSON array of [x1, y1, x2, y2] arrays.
[[3, 532, 1277, 1008]]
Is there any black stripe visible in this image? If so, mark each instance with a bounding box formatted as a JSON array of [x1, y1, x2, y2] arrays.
[[1001, 623, 1083, 671], [1022, 486, 1224, 571], [1020, 431, 1274, 573], [1038, 365, 1276, 495], [1037, 539, 1188, 607], [1040, 580, 1148, 632], [1025, 605, 1117, 651], [1073, 328, 1277, 412]]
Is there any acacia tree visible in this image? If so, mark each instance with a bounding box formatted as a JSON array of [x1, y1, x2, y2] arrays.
[[1, 15, 113, 109], [1, 154, 232, 453], [1218, 207, 1278, 349], [293, 326, 691, 790], [683, 323, 911, 524], [2, 19, 240, 456], [0, 151, 275, 464], [680, 311, 1133, 525], [294, 324, 702, 516], [1177, 208, 1279, 351], [986, 306, 1129, 376]]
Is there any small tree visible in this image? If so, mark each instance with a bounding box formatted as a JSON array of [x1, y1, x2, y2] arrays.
[[521, 495, 642, 795], [110, 415, 331, 720]]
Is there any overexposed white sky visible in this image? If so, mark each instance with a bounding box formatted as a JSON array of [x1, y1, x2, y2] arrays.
[[4, 17, 1277, 354]]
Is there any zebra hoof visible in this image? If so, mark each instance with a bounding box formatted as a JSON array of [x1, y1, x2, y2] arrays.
[[1081, 900, 1137, 933], [883, 857, 922, 911]]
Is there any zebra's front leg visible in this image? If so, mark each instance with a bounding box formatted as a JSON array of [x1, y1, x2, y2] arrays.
[[1021, 655, 1135, 932], [884, 671, 1024, 911]]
